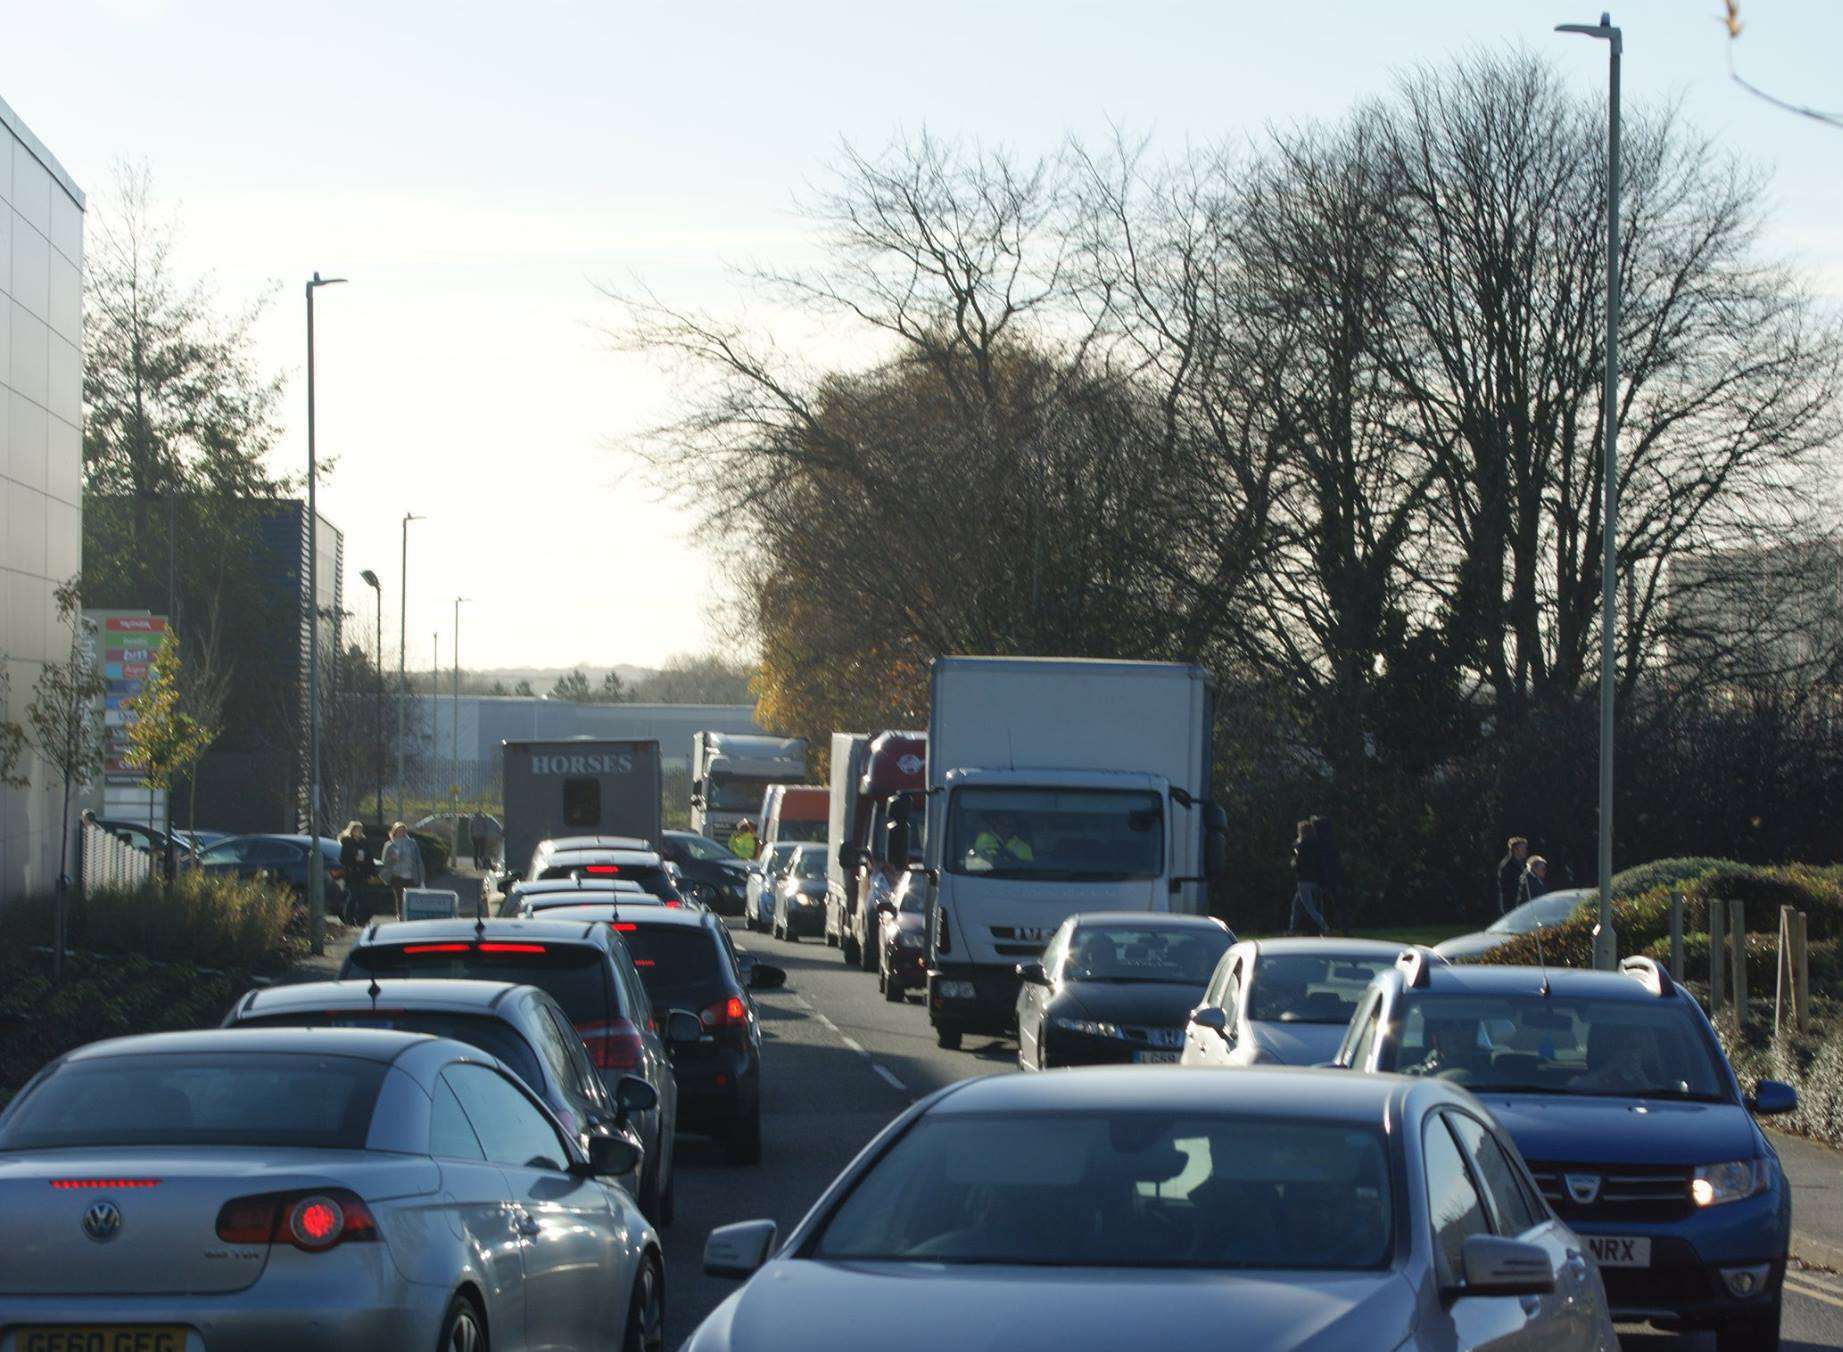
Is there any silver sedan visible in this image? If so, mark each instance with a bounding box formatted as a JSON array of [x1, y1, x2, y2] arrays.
[[0, 1027, 664, 1352], [688, 1067, 1615, 1352]]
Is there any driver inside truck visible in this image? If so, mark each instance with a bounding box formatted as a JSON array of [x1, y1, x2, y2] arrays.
[[969, 812, 1035, 871]]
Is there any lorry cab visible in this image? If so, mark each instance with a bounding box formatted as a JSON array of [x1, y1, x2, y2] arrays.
[[831, 730, 925, 968], [689, 732, 807, 842]]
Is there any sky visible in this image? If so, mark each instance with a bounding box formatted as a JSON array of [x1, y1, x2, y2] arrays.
[[3, 0, 1839, 670]]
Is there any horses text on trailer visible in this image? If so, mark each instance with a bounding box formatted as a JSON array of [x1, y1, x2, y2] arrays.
[[893, 657, 1226, 1050], [689, 732, 806, 841], [830, 730, 926, 966], [500, 738, 663, 876]]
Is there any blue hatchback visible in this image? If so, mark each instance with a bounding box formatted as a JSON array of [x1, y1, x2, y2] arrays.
[[1334, 952, 1796, 1349]]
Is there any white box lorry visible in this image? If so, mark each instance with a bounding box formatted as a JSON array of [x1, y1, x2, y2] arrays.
[[897, 657, 1225, 1050], [689, 731, 806, 842]]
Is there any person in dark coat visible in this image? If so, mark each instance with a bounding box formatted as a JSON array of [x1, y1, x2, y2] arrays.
[[1312, 815, 1342, 921], [337, 820, 373, 925], [1517, 855, 1549, 908], [1288, 819, 1329, 936], [1496, 836, 1529, 914]]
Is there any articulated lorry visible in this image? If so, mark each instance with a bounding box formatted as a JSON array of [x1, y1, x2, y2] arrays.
[[689, 732, 806, 841], [501, 738, 663, 877], [826, 730, 926, 967], [893, 657, 1226, 1050]]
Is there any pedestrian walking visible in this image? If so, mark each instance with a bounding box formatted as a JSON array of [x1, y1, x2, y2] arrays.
[[381, 820, 425, 920], [468, 809, 490, 869], [337, 820, 373, 925], [1495, 836, 1529, 915], [1312, 814, 1342, 929], [730, 818, 758, 861], [1517, 855, 1549, 908], [1288, 819, 1329, 936]]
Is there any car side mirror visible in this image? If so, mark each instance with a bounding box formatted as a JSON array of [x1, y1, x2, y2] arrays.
[[748, 962, 787, 991], [1016, 961, 1048, 986], [664, 1009, 703, 1046], [705, 1218, 778, 1279], [614, 1075, 659, 1116], [1189, 1005, 1230, 1040], [1748, 1079, 1797, 1116], [582, 1132, 642, 1179], [1451, 1235, 1555, 1298]]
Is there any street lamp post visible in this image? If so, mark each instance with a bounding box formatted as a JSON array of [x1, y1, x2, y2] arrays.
[[452, 596, 471, 864], [359, 569, 383, 826], [304, 270, 346, 957], [396, 513, 422, 824], [1558, 12, 1622, 970]]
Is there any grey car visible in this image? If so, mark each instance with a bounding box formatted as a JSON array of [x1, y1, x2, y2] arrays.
[[1434, 890, 1594, 962], [1180, 938, 1410, 1068], [0, 1028, 664, 1352], [770, 844, 828, 941], [691, 1066, 1614, 1352]]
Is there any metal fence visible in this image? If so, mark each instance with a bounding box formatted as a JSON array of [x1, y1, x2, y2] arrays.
[[80, 822, 153, 895]]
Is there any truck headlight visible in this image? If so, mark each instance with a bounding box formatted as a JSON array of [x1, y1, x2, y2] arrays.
[[1053, 1017, 1125, 1040], [1692, 1159, 1769, 1207]]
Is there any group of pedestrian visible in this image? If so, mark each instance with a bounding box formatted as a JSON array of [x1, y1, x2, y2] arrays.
[[1495, 835, 1549, 912], [337, 820, 427, 924]]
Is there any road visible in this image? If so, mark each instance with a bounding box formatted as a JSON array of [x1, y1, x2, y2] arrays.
[[657, 920, 1843, 1350]]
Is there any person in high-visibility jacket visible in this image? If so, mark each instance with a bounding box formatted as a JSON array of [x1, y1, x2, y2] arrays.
[[970, 814, 1034, 869], [730, 819, 758, 860]]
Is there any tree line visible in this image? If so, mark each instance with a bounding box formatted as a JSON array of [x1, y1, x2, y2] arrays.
[[619, 52, 1843, 924]]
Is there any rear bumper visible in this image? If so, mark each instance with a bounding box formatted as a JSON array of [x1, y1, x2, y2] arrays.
[[781, 902, 825, 936], [928, 964, 1019, 1037], [672, 1046, 760, 1133], [884, 944, 927, 987]]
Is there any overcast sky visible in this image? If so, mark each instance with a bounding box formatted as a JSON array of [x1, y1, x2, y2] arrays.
[[5, 0, 1839, 670]]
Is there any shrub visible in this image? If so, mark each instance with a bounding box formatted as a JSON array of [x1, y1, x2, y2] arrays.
[[1609, 857, 1726, 900], [3, 870, 297, 971], [411, 831, 450, 877], [1720, 1012, 1843, 1152]]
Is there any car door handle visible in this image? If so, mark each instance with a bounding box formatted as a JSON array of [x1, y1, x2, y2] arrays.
[[513, 1209, 541, 1237]]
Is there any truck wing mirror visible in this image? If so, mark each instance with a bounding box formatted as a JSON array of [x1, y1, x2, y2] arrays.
[[1204, 804, 1229, 880], [838, 844, 866, 870], [886, 820, 911, 865]]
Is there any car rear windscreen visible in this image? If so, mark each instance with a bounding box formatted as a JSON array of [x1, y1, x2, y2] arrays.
[[0, 1053, 388, 1151], [235, 1011, 545, 1093], [539, 862, 675, 898], [343, 945, 619, 1025], [620, 926, 724, 990]]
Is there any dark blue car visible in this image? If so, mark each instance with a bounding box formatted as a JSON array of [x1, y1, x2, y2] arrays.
[[194, 832, 347, 912], [1334, 951, 1796, 1350]]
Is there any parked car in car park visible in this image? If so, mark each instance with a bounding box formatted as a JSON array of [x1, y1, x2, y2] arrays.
[[336, 918, 699, 1224], [223, 979, 656, 1203], [1180, 938, 1410, 1068], [1013, 913, 1234, 1070], [194, 833, 348, 911], [0, 1028, 663, 1352], [1434, 889, 1595, 962], [769, 844, 828, 941], [690, 1065, 1615, 1352], [1333, 951, 1797, 1348]]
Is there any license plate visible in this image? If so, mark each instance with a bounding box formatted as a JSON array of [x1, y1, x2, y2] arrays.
[[16, 1328, 188, 1352], [1586, 1235, 1651, 1268], [1132, 1050, 1180, 1064]]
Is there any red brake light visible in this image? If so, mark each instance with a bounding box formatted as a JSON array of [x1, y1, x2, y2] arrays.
[[49, 1178, 160, 1190], [583, 865, 622, 876], [575, 1018, 644, 1070], [663, 899, 682, 908], [610, 922, 638, 932], [402, 943, 469, 954], [633, 958, 655, 967], [700, 996, 748, 1030], [216, 1188, 376, 1250], [477, 942, 547, 954]]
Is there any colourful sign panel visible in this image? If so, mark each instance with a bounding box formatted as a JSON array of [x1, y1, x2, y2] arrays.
[[85, 609, 170, 789]]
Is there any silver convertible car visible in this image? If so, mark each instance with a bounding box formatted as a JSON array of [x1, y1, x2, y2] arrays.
[[0, 1028, 665, 1352], [689, 1067, 1615, 1352]]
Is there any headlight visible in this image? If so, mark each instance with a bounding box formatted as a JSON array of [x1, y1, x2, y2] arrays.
[[1692, 1159, 1770, 1207], [1052, 1016, 1125, 1040]]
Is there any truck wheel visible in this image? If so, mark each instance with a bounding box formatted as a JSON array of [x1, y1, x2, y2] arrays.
[[936, 1026, 962, 1051], [857, 921, 878, 971], [883, 965, 903, 1004]]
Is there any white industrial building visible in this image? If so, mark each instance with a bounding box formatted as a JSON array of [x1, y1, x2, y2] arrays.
[[0, 94, 83, 902]]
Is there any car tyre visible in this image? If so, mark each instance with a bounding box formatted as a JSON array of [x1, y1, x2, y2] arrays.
[[883, 958, 904, 1003], [1715, 1305, 1781, 1352], [439, 1292, 488, 1352], [936, 1026, 962, 1051], [841, 928, 860, 965], [621, 1256, 666, 1352], [724, 1106, 763, 1166], [857, 919, 878, 971]]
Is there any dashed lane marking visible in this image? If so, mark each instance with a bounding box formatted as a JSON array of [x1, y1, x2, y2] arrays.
[[841, 1036, 866, 1055], [873, 1064, 907, 1093]]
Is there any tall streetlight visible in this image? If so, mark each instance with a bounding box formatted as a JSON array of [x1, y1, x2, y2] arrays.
[[396, 513, 423, 823], [304, 270, 346, 956], [452, 596, 471, 863], [359, 568, 383, 826], [1558, 12, 1622, 970]]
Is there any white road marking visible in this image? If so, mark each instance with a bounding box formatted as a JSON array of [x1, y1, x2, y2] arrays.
[[873, 1064, 907, 1092], [841, 1036, 866, 1055]]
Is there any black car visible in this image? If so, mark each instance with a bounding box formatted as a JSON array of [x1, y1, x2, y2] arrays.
[[193, 833, 347, 911], [337, 917, 699, 1224], [659, 830, 752, 916], [610, 906, 784, 1164], [1014, 912, 1235, 1072]]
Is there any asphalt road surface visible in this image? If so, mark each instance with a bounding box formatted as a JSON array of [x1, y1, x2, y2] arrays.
[[657, 920, 1843, 1350]]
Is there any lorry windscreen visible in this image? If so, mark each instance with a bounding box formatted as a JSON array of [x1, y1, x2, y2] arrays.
[[946, 787, 1164, 881], [710, 774, 777, 811]]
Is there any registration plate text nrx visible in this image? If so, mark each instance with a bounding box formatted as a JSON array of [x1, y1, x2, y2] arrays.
[[1587, 1236, 1651, 1268]]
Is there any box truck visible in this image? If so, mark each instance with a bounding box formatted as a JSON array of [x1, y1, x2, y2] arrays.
[[689, 732, 806, 841], [827, 730, 926, 967], [761, 783, 829, 848], [893, 658, 1225, 1050], [501, 738, 663, 878]]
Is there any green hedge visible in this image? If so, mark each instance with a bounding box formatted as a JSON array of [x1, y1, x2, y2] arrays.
[[1720, 1015, 1843, 1151], [4, 871, 298, 971]]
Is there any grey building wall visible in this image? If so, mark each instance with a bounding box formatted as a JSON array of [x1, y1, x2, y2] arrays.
[[0, 95, 82, 901], [419, 697, 767, 774]]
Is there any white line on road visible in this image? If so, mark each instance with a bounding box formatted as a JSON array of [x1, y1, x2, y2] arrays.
[[873, 1064, 907, 1093], [841, 1036, 866, 1055]]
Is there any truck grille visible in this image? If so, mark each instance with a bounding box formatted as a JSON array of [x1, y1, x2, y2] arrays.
[[1525, 1161, 1694, 1223]]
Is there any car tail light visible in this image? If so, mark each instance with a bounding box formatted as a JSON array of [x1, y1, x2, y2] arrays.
[[583, 865, 621, 876], [402, 943, 469, 954], [663, 899, 682, 908], [216, 1188, 377, 1250], [700, 996, 748, 1030], [576, 1018, 645, 1070], [49, 1178, 160, 1190], [477, 942, 546, 954], [610, 922, 638, 932]]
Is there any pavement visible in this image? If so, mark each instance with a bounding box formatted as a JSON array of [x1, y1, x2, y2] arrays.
[[275, 866, 485, 985], [1775, 1129, 1843, 1272]]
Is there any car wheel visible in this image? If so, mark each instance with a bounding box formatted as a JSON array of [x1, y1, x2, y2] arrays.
[[883, 959, 904, 1003], [937, 1026, 962, 1051], [724, 1106, 763, 1166], [1715, 1304, 1781, 1352], [621, 1256, 666, 1352], [841, 929, 859, 965], [857, 920, 878, 971], [439, 1293, 488, 1352]]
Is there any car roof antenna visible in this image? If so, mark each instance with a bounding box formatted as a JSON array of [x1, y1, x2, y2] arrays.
[[367, 977, 382, 1006], [475, 913, 487, 940], [1534, 922, 1551, 998]]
